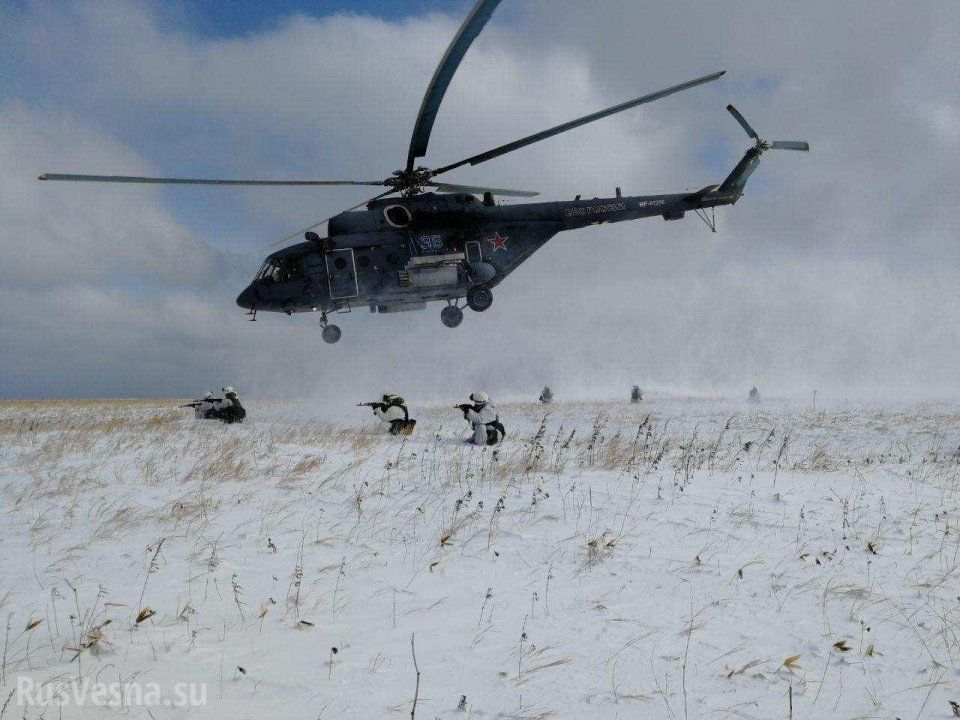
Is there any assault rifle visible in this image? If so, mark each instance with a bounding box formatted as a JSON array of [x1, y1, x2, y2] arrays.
[[181, 398, 221, 408], [356, 401, 383, 408]]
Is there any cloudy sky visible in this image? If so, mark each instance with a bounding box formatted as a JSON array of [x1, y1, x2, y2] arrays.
[[2, 0, 958, 402]]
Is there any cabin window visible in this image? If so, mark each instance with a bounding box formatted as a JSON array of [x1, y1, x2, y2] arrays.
[[357, 255, 371, 268], [334, 256, 348, 270]]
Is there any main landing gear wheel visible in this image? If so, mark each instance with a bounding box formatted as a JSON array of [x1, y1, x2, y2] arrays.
[[322, 324, 342, 344], [319, 311, 341, 344], [441, 305, 464, 328], [466, 284, 493, 312]]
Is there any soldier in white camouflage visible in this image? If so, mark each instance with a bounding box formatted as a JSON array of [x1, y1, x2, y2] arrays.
[[458, 392, 505, 446], [214, 386, 246, 424], [359, 394, 416, 435]]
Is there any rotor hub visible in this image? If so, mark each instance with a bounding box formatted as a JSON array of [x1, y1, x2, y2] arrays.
[[388, 167, 434, 195]]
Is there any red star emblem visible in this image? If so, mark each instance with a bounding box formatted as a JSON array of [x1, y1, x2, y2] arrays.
[[486, 232, 508, 252]]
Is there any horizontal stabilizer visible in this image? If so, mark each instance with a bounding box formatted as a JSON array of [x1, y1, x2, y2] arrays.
[[683, 184, 718, 203]]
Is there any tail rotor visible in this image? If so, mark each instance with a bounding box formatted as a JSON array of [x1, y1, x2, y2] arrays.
[[726, 104, 759, 140], [769, 140, 810, 151], [726, 104, 809, 152], [717, 104, 809, 194]]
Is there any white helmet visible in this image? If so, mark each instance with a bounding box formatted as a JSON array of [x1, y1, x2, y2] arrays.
[[203, 391, 214, 400], [222, 386, 236, 395], [470, 391, 489, 404]]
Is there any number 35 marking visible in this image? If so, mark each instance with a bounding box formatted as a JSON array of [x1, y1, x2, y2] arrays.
[[418, 235, 443, 250]]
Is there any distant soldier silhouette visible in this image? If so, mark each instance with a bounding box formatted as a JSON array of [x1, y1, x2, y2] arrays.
[[748, 386, 761, 404]]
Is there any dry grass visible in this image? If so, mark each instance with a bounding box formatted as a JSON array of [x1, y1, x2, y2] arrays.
[[0, 398, 958, 718]]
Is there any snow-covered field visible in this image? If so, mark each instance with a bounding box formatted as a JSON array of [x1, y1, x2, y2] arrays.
[[1, 397, 959, 719]]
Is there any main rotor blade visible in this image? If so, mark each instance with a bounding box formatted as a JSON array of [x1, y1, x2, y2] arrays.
[[38, 173, 386, 187], [726, 104, 758, 139], [405, 0, 504, 172], [432, 70, 726, 176], [269, 189, 397, 248], [427, 181, 538, 197], [770, 140, 810, 152]]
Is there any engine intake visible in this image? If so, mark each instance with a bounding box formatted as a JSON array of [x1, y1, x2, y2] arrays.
[[384, 204, 412, 228]]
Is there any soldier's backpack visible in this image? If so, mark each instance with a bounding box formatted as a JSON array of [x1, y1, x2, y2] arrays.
[[389, 418, 417, 436], [485, 418, 506, 446], [219, 398, 246, 424], [387, 399, 415, 436]]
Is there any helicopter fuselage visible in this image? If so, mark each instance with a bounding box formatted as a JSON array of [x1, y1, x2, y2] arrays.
[[38, 0, 806, 344], [235, 187, 739, 319]]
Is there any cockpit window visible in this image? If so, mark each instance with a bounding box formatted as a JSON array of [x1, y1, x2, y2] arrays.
[[257, 259, 281, 283], [257, 255, 305, 284]]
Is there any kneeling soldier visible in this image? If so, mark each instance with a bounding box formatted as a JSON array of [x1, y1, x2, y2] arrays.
[[359, 394, 416, 436], [457, 392, 505, 446], [215, 386, 246, 424]]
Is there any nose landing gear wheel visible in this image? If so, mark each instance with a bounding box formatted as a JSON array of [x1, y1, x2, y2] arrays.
[[466, 284, 493, 312], [321, 324, 342, 344], [441, 305, 464, 328]]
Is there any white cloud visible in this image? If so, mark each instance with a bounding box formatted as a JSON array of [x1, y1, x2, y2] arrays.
[[0, 103, 236, 288], [1, 1, 958, 399]]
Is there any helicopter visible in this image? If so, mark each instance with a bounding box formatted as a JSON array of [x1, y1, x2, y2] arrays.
[[39, 0, 808, 344]]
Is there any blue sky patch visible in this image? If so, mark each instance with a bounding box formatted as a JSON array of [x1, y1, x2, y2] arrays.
[[154, 0, 471, 37]]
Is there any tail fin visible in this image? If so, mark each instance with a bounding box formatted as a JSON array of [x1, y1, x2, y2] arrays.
[[717, 105, 809, 195], [718, 146, 765, 194]]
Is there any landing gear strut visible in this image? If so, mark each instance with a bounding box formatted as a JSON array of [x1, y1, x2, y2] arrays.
[[441, 303, 463, 328], [319, 313, 342, 344], [466, 284, 493, 312]]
